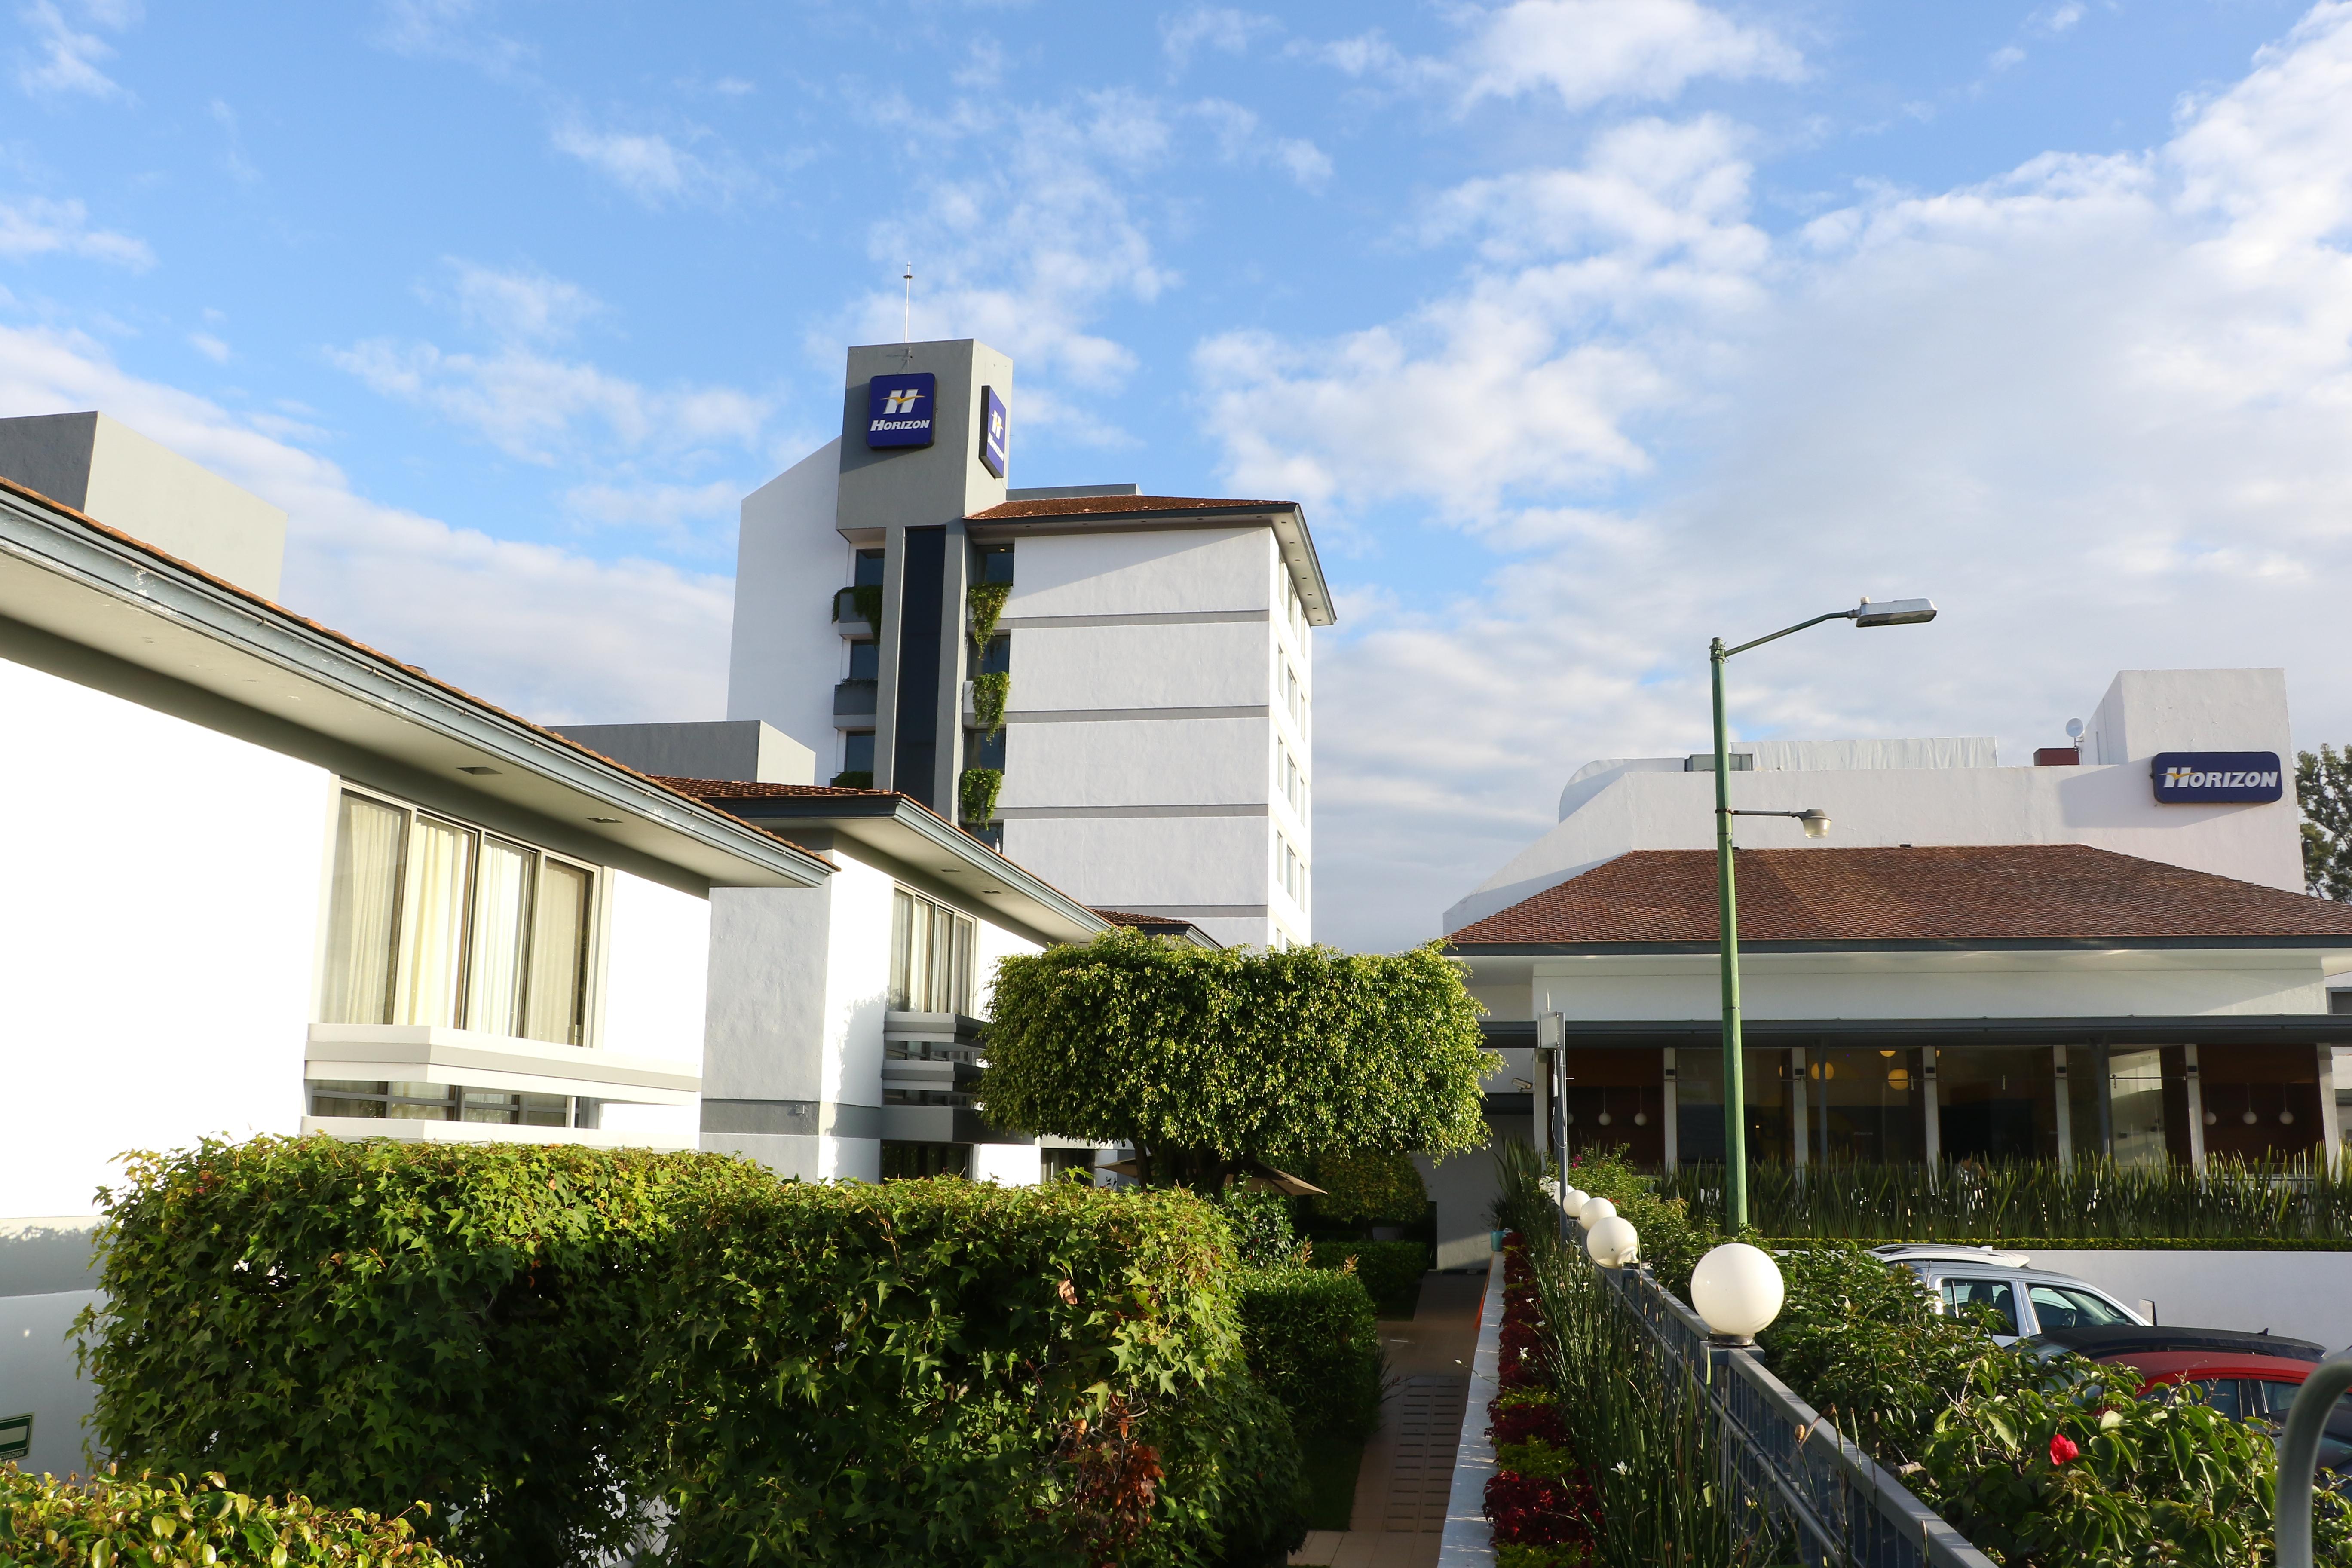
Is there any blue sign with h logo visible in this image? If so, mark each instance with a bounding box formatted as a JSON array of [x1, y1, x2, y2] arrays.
[[979, 385, 1008, 478], [866, 373, 937, 449]]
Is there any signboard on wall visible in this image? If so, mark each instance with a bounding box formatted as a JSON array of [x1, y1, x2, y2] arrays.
[[866, 373, 937, 449], [978, 384, 1008, 478], [2150, 751, 2285, 804]]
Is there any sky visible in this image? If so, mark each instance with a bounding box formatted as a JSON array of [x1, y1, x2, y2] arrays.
[[5, 0, 2352, 951]]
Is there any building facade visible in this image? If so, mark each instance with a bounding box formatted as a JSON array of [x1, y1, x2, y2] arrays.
[[0, 422, 831, 1477], [722, 340, 1333, 949]]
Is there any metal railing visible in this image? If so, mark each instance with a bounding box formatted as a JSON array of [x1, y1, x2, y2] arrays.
[[1602, 1266, 1997, 1568]]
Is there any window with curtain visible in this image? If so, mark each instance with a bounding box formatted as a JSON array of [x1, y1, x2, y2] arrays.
[[889, 886, 975, 1014], [318, 789, 598, 1044]]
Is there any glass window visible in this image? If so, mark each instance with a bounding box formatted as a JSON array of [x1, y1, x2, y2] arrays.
[[321, 794, 405, 1024], [319, 790, 597, 1044], [2027, 1283, 2134, 1330], [880, 1141, 971, 1179], [2110, 1048, 2169, 1166], [848, 640, 880, 680], [398, 818, 475, 1027], [844, 732, 876, 773], [853, 548, 885, 587], [466, 839, 533, 1038], [1939, 1277, 2019, 1336], [527, 861, 592, 1045], [979, 544, 1014, 585], [890, 887, 975, 1014], [310, 1080, 574, 1127], [2193, 1378, 2244, 1420]]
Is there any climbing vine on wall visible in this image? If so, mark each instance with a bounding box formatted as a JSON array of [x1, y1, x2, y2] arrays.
[[968, 582, 1012, 654], [960, 766, 1004, 826], [973, 671, 1011, 737]]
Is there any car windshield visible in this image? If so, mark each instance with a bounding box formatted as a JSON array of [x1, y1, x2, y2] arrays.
[[2027, 1283, 2135, 1330], [1941, 1277, 2019, 1337]]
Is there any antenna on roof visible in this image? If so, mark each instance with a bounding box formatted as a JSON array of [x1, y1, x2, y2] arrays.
[[902, 262, 913, 346]]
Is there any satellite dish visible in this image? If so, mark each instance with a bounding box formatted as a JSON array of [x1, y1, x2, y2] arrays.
[[2065, 718, 2085, 739]]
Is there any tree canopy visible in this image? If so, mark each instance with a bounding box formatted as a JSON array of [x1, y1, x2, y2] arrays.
[[2299, 744, 2352, 900], [976, 929, 1494, 1190]]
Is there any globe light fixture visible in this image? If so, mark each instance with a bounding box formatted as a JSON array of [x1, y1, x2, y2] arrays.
[[1798, 808, 1832, 839], [1586, 1215, 1639, 1270], [1577, 1195, 1617, 1232], [1562, 1187, 1589, 1215], [1690, 1242, 1786, 1346], [2244, 1108, 2259, 1126]]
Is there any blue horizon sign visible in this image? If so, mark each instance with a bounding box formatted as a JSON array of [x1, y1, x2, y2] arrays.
[[866, 372, 937, 449], [979, 384, 1008, 478], [2150, 751, 2285, 804]]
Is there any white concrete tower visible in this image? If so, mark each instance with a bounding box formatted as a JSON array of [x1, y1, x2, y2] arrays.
[[723, 342, 1335, 949]]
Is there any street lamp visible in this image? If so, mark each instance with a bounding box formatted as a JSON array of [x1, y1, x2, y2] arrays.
[[1711, 596, 1937, 1233]]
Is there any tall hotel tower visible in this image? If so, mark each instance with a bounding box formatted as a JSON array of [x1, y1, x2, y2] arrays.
[[724, 340, 1333, 948]]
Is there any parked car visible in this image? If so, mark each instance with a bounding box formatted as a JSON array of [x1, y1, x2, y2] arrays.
[[1871, 1244, 2145, 1345], [2076, 1339, 2352, 1485], [2024, 1324, 2327, 1364]]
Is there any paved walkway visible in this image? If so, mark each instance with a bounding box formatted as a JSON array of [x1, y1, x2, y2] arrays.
[[1290, 1269, 1488, 1568]]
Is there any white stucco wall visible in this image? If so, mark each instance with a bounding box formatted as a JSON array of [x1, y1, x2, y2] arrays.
[[588, 871, 710, 1144], [0, 656, 334, 1221], [1002, 717, 1271, 808], [726, 438, 849, 766], [1004, 527, 1272, 618], [1528, 949, 2331, 1023]]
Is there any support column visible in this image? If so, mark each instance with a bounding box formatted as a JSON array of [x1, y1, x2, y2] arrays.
[[1661, 1049, 1678, 1171], [2319, 1044, 2343, 1171], [2184, 1043, 2207, 1171], [2094, 1041, 2115, 1158], [871, 527, 907, 791], [2053, 1045, 2073, 1165], [1790, 1047, 1808, 1169], [1921, 1046, 1942, 1173], [932, 519, 970, 814], [1532, 1045, 1550, 1158]]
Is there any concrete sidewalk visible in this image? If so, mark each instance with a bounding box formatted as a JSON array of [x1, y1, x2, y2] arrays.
[[1289, 1269, 1488, 1568]]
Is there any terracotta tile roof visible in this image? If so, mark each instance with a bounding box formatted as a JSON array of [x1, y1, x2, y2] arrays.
[[968, 494, 1296, 521], [649, 777, 894, 799], [0, 472, 830, 878], [1446, 845, 2352, 947]]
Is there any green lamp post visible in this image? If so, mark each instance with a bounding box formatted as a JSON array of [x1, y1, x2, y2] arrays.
[[1711, 596, 1937, 1233]]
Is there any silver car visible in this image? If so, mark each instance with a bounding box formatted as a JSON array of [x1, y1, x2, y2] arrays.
[[1870, 1244, 2147, 1345]]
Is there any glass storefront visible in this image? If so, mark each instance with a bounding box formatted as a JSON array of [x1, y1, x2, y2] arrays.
[[1936, 1047, 2061, 1162], [1673, 1047, 1795, 1164]]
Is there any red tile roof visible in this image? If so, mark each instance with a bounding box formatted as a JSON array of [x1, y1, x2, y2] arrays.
[[968, 494, 1296, 521], [649, 777, 894, 799], [1446, 846, 2352, 947]]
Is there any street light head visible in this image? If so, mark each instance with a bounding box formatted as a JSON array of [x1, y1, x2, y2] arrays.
[[1851, 596, 1937, 628], [1798, 808, 1831, 839]]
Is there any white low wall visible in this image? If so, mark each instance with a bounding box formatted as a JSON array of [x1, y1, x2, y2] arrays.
[[2025, 1249, 2352, 1353], [1438, 1250, 1503, 1567]]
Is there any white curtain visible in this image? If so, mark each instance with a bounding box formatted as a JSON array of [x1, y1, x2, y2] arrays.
[[321, 794, 404, 1024], [525, 861, 591, 1044], [398, 818, 474, 1027], [466, 840, 533, 1036]]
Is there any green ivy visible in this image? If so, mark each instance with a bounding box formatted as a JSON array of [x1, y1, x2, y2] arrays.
[[980, 931, 1493, 1192], [836, 583, 885, 631], [961, 765, 1004, 825], [973, 670, 1012, 737], [831, 769, 875, 789], [968, 581, 1012, 654], [0, 1467, 460, 1568]]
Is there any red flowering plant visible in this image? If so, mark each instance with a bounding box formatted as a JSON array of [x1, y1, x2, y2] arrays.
[[1482, 1237, 1599, 1564]]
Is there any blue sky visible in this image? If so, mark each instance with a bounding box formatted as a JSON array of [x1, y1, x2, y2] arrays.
[[6, 0, 2352, 948]]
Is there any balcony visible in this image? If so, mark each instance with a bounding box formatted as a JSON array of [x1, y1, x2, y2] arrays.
[[303, 1023, 700, 1106], [833, 585, 880, 635], [834, 678, 878, 720]]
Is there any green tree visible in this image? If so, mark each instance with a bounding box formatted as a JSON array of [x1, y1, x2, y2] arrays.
[[977, 930, 1494, 1190], [2300, 744, 2352, 899]]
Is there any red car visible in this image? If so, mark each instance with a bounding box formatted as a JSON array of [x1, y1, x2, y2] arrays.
[[2097, 1347, 2352, 1479]]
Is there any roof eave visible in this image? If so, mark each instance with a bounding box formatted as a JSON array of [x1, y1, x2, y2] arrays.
[[1447, 935, 2352, 956], [0, 481, 830, 890]]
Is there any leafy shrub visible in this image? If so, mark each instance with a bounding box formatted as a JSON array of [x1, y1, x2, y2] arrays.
[[0, 1467, 458, 1567], [79, 1136, 743, 1567], [1213, 1188, 1300, 1267], [1310, 1150, 1428, 1225], [1305, 1239, 1426, 1317], [82, 1138, 1305, 1568], [1232, 1265, 1383, 1441]]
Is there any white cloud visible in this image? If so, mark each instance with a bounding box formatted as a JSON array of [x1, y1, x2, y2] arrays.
[[1191, 98, 1332, 187], [0, 322, 729, 723], [371, 0, 530, 78], [843, 91, 1180, 401], [550, 117, 752, 208], [1211, 2, 2352, 949], [1457, 0, 1803, 109], [16, 0, 135, 100], [186, 330, 228, 361], [1161, 7, 1280, 70], [563, 478, 741, 552], [0, 195, 152, 267], [442, 257, 602, 343]]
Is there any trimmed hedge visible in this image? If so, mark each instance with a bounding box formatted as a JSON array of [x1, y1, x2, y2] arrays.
[[1233, 1266, 1383, 1441], [1309, 1151, 1428, 1226], [0, 1467, 459, 1567], [81, 1137, 1306, 1568], [1213, 1188, 1301, 1267], [1305, 1240, 1427, 1317]]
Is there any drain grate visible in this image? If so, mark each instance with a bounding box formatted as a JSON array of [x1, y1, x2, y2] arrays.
[[1381, 1374, 1470, 1531]]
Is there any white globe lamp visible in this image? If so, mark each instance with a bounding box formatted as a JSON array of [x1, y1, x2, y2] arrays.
[[1690, 1242, 1785, 1346], [1586, 1216, 1639, 1270], [1561, 1187, 1589, 1215], [1577, 1195, 1616, 1232]]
